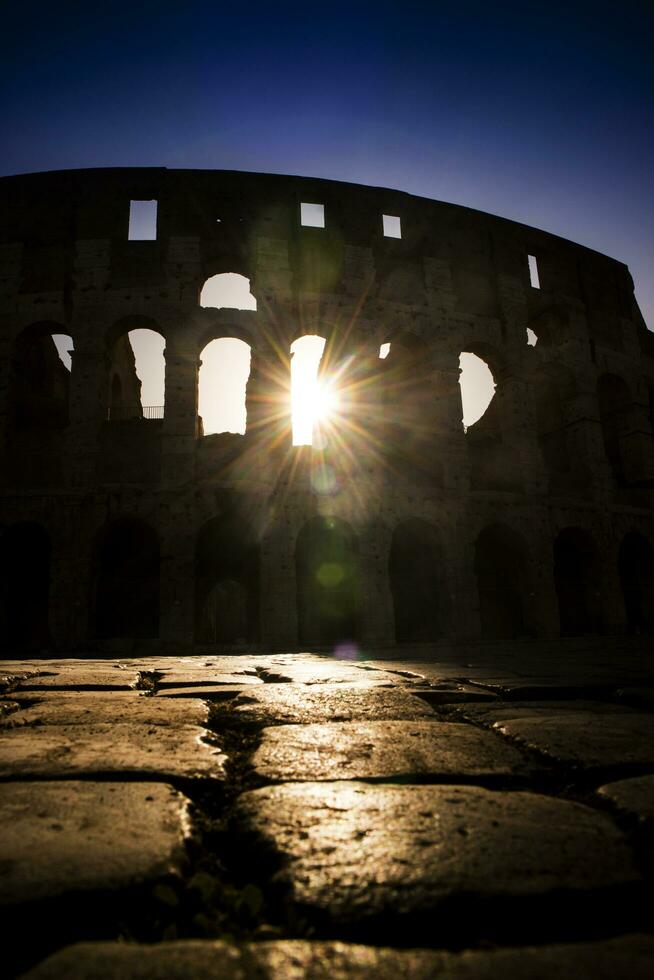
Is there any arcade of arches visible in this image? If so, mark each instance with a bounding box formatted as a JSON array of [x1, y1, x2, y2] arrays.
[[3, 291, 654, 654], [2, 517, 653, 652]]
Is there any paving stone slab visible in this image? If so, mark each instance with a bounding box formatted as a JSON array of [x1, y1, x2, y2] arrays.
[[16, 665, 142, 690], [360, 660, 522, 683], [0, 723, 226, 781], [256, 935, 654, 980], [444, 700, 639, 726], [0, 781, 191, 905], [156, 685, 246, 700], [235, 782, 638, 923], [227, 685, 436, 725], [252, 721, 534, 782], [255, 661, 400, 686], [491, 711, 654, 771], [0, 693, 211, 728], [23, 935, 654, 980], [597, 775, 654, 823], [156, 669, 263, 687], [117, 656, 266, 672]]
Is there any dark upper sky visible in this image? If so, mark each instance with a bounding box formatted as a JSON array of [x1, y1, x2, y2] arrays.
[[2, 0, 653, 326]]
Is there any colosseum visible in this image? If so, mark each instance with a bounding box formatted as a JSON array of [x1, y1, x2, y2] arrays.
[[1, 166, 653, 655]]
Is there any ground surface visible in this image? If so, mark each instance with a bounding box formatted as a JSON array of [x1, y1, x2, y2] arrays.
[[1, 643, 654, 978]]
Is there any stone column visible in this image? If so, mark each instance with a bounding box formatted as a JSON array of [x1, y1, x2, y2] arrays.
[[497, 372, 546, 496], [65, 343, 109, 488], [246, 344, 292, 476], [161, 346, 199, 488], [620, 387, 654, 484], [564, 388, 614, 497], [432, 350, 470, 495]]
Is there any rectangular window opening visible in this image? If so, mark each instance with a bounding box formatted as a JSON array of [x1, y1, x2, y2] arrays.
[[383, 214, 402, 238], [528, 253, 540, 289], [300, 202, 325, 228], [128, 200, 158, 241]]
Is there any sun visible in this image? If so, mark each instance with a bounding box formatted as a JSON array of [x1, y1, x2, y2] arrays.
[[313, 379, 340, 425], [292, 373, 341, 446], [291, 336, 342, 445]]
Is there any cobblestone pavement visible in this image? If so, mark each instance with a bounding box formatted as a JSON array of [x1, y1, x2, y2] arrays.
[[1, 645, 654, 978]]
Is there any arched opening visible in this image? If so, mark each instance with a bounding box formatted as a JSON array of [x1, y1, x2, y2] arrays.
[[7, 324, 72, 485], [11, 327, 72, 424], [290, 335, 329, 446], [474, 524, 529, 639], [107, 321, 165, 421], [0, 522, 51, 653], [553, 528, 602, 636], [200, 273, 257, 310], [296, 516, 360, 645], [459, 348, 515, 491], [94, 520, 160, 639], [619, 532, 654, 633], [390, 519, 443, 642], [534, 365, 589, 494], [459, 352, 496, 430], [9, 324, 72, 430], [198, 337, 252, 436], [597, 374, 631, 484], [194, 507, 260, 643]]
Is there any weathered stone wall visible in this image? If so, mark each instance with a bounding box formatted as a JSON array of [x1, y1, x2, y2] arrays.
[[0, 167, 653, 653]]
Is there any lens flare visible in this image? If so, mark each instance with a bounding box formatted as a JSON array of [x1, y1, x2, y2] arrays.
[[316, 562, 345, 587]]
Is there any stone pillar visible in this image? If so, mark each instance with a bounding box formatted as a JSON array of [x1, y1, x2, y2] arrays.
[[497, 372, 546, 495], [432, 350, 470, 495], [246, 344, 292, 469], [621, 387, 654, 484], [65, 344, 109, 488], [161, 346, 199, 488], [564, 388, 612, 497]]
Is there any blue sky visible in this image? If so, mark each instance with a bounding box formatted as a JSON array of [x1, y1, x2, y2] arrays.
[[2, 0, 653, 327]]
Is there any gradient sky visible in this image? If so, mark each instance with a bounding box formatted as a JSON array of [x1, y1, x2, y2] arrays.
[[3, 1, 653, 382]]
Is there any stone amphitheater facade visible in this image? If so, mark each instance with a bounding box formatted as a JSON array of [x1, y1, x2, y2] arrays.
[[0, 167, 653, 654]]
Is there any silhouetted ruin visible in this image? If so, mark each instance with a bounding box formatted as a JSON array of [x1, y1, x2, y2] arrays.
[[1, 167, 653, 653]]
